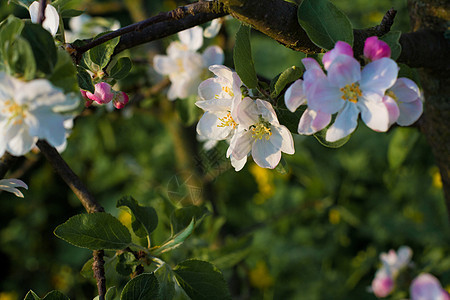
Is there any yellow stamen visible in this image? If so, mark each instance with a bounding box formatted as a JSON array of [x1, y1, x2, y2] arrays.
[[217, 112, 237, 129], [3, 99, 26, 125], [340, 82, 362, 103], [251, 119, 272, 140], [386, 90, 398, 101]]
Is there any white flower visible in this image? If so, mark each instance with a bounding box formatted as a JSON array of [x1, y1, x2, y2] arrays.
[[153, 26, 224, 100], [66, 15, 120, 42], [411, 273, 450, 300], [0, 178, 28, 198], [0, 72, 79, 157], [29, 1, 60, 37], [231, 98, 294, 169], [196, 65, 242, 140]]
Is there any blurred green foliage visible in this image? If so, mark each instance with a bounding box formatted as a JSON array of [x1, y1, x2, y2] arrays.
[[0, 0, 448, 299]]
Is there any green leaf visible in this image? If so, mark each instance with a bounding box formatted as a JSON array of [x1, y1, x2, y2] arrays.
[[116, 196, 158, 238], [89, 32, 120, 69], [94, 287, 118, 300], [54, 212, 132, 250], [24, 290, 40, 300], [176, 94, 202, 126], [77, 66, 95, 93], [154, 263, 175, 300], [174, 260, 231, 300], [313, 124, 352, 148], [297, 0, 353, 50], [233, 23, 258, 89], [6, 0, 32, 9], [21, 23, 57, 74], [108, 57, 132, 80], [24, 290, 70, 300], [9, 37, 36, 80], [120, 273, 160, 300], [81, 255, 122, 284], [0, 16, 24, 52], [270, 65, 304, 98], [388, 127, 420, 169], [115, 252, 140, 276], [151, 219, 195, 255], [380, 31, 402, 61], [274, 106, 306, 134], [60, 9, 85, 18], [170, 205, 209, 234], [275, 156, 289, 174], [48, 49, 78, 93]]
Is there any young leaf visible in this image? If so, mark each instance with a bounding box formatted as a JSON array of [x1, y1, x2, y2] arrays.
[[60, 9, 85, 18], [174, 259, 231, 300], [9, 37, 36, 80], [115, 252, 140, 276], [24, 290, 40, 300], [77, 66, 95, 93], [155, 263, 176, 300], [151, 219, 195, 255], [48, 49, 78, 93], [120, 273, 160, 300], [21, 23, 57, 74], [380, 31, 402, 60], [24, 290, 70, 300], [313, 125, 352, 148], [117, 196, 158, 238], [108, 57, 132, 80], [170, 205, 209, 234], [89, 33, 120, 69], [270, 65, 304, 98], [297, 0, 353, 50], [388, 127, 420, 169], [94, 287, 118, 300], [54, 212, 132, 250], [274, 105, 306, 134], [233, 23, 258, 89]]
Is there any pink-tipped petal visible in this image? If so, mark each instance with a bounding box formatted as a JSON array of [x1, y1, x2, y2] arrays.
[[359, 99, 390, 132], [302, 57, 322, 70], [298, 108, 331, 135], [113, 92, 129, 109], [360, 58, 398, 96], [327, 55, 361, 88], [382, 96, 400, 127], [284, 80, 307, 112], [391, 77, 421, 103], [364, 36, 391, 61], [307, 79, 344, 114], [322, 41, 354, 70], [371, 274, 395, 298], [397, 99, 423, 126], [411, 274, 450, 300]]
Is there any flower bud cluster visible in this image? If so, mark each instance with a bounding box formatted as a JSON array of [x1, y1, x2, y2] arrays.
[[81, 82, 129, 110]]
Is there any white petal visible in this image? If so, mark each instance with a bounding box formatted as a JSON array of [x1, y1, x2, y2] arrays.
[[204, 19, 222, 38], [198, 78, 227, 101], [256, 99, 279, 125], [326, 103, 359, 142], [231, 130, 253, 160], [301, 57, 321, 70], [230, 155, 247, 172], [7, 126, 37, 156], [397, 99, 423, 126], [298, 108, 331, 135], [178, 26, 203, 51], [196, 111, 232, 140], [391, 77, 421, 103], [153, 55, 177, 75], [252, 138, 281, 169], [284, 80, 306, 112], [209, 65, 235, 83], [307, 79, 344, 114], [358, 98, 390, 132], [202, 46, 224, 67], [382, 96, 400, 127], [360, 58, 398, 96], [27, 109, 67, 147], [29, 2, 59, 36], [195, 99, 232, 112], [273, 125, 295, 154], [236, 97, 258, 128]]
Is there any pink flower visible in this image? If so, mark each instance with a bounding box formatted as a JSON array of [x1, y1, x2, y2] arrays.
[[322, 41, 353, 70], [372, 271, 395, 298], [113, 91, 129, 109], [364, 36, 391, 61], [85, 82, 114, 104], [411, 273, 450, 300]]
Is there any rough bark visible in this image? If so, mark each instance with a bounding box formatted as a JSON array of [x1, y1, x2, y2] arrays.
[[408, 0, 450, 216]]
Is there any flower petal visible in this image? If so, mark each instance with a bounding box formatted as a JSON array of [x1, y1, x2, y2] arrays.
[[284, 79, 306, 112], [358, 97, 390, 132], [307, 79, 344, 114], [360, 58, 398, 96], [326, 103, 359, 142], [273, 125, 295, 155], [195, 98, 232, 112], [178, 26, 203, 51], [322, 41, 354, 70], [202, 46, 224, 67], [327, 55, 361, 88], [153, 55, 178, 75], [252, 138, 281, 169], [198, 78, 226, 100], [298, 108, 331, 135], [391, 77, 421, 103], [232, 130, 253, 160], [411, 274, 450, 300], [364, 36, 391, 61], [397, 99, 423, 126], [382, 96, 400, 127], [196, 111, 233, 140], [204, 19, 222, 38]]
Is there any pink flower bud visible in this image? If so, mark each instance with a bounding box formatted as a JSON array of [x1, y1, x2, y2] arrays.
[[364, 36, 391, 61], [113, 91, 129, 109], [85, 82, 114, 104], [80, 90, 93, 107], [411, 273, 450, 300], [372, 273, 395, 298]]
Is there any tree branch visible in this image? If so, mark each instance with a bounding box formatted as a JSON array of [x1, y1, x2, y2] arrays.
[[0, 152, 19, 179], [37, 0, 47, 25], [36, 140, 107, 299]]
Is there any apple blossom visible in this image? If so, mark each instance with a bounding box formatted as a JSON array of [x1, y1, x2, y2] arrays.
[[113, 91, 129, 109], [83, 82, 115, 105], [410, 273, 450, 300], [364, 36, 391, 61], [230, 98, 294, 169], [0, 72, 79, 157], [384, 77, 423, 126], [307, 46, 398, 142], [0, 178, 28, 198], [284, 58, 331, 135], [153, 26, 224, 100], [29, 1, 60, 37], [372, 270, 395, 298]]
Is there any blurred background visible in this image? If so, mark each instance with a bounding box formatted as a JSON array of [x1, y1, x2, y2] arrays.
[[0, 0, 449, 299]]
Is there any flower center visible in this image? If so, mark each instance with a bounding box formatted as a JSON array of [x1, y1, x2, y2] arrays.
[[3, 99, 26, 125], [222, 86, 234, 97], [386, 90, 398, 102], [217, 112, 237, 129], [176, 58, 185, 72], [340, 82, 362, 103], [251, 117, 272, 140]]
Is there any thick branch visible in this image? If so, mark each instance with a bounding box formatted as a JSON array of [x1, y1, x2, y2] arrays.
[[37, 0, 46, 25], [0, 152, 19, 179]]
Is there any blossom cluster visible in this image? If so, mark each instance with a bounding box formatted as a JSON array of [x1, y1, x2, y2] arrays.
[[81, 82, 129, 109], [285, 37, 423, 142], [153, 26, 224, 100], [371, 246, 449, 299], [196, 65, 294, 171]]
